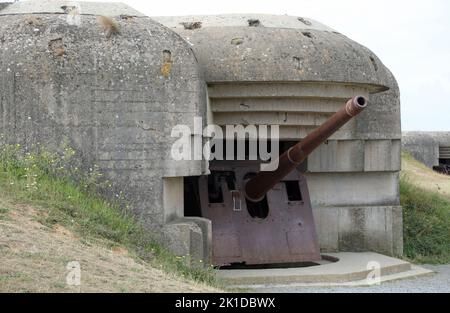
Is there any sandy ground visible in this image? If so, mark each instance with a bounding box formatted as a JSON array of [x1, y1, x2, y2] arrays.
[[0, 199, 218, 293]]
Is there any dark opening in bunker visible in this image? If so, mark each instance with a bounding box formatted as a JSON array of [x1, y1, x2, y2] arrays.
[[208, 174, 224, 203], [220, 261, 320, 269], [284, 181, 303, 201], [184, 176, 202, 217], [433, 146, 450, 175], [185, 171, 238, 216], [440, 158, 450, 165], [207, 171, 236, 203], [244, 172, 269, 219], [219, 255, 339, 269]]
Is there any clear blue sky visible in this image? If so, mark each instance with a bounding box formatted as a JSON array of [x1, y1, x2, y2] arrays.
[[6, 0, 450, 131]]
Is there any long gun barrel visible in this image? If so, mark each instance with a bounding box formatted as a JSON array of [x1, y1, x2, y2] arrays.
[[245, 95, 368, 202]]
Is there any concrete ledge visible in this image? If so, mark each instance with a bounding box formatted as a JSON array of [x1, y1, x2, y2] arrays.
[[217, 252, 433, 286]]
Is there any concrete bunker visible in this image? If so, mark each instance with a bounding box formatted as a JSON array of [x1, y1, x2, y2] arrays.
[[0, 0, 211, 266], [403, 132, 450, 175], [155, 14, 403, 265], [0, 2, 403, 268]]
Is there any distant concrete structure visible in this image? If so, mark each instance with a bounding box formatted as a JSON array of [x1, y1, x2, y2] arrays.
[[402, 132, 450, 169], [155, 14, 403, 257]]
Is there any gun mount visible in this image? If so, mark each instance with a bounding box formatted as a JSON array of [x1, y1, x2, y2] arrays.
[[197, 96, 368, 266]]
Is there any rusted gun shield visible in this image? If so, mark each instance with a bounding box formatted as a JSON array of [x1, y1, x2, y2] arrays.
[[199, 161, 321, 266]]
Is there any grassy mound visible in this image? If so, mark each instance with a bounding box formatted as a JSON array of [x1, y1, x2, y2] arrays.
[[401, 153, 450, 264], [0, 144, 217, 287]]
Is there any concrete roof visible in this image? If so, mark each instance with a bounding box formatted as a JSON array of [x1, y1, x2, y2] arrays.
[[403, 131, 450, 142], [154, 14, 394, 93], [155, 14, 335, 32]]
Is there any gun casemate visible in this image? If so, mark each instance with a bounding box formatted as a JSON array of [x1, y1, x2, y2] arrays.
[[197, 96, 368, 265]]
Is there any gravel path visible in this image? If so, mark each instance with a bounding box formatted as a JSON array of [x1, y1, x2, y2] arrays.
[[250, 264, 450, 293]]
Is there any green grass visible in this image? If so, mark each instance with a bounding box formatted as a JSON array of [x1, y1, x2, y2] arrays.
[[400, 176, 450, 264], [0, 144, 218, 287]]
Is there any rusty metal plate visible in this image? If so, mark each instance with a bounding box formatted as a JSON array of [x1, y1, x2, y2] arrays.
[[199, 160, 321, 266]]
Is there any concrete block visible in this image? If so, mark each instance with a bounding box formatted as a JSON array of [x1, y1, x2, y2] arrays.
[[308, 140, 364, 172], [163, 177, 184, 223], [162, 220, 205, 268], [391, 206, 404, 257], [305, 172, 399, 207], [312, 207, 339, 252], [313, 206, 403, 256], [364, 139, 401, 171], [364, 206, 393, 255], [337, 207, 366, 251], [182, 217, 213, 266]]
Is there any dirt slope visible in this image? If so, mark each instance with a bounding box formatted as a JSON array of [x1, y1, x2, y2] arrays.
[[0, 199, 218, 293]]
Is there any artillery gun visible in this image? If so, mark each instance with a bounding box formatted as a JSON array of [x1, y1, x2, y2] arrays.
[[198, 96, 368, 266]]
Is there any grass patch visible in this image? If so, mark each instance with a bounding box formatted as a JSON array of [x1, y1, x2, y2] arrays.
[[0, 206, 11, 221], [400, 175, 450, 263], [0, 144, 218, 287], [0, 272, 28, 282]]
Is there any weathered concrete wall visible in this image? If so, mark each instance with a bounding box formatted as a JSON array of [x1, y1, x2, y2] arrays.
[[155, 14, 402, 256], [308, 139, 401, 172], [402, 131, 450, 168], [0, 1, 209, 264], [0, 2, 11, 11], [305, 172, 400, 207], [313, 206, 403, 256]]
